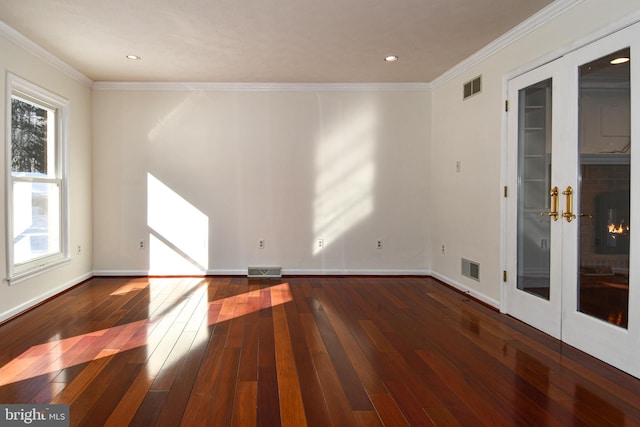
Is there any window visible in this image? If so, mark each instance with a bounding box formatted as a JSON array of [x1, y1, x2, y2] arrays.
[[6, 74, 69, 283]]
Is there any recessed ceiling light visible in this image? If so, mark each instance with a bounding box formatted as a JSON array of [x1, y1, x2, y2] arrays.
[[126, 55, 141, 60], [385, 55, 398, 62], [610, 57, 629, 65]]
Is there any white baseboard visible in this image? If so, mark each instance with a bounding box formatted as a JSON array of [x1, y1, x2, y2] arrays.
[[0, 272, 93, 323], [94, 268, 431, 277], [429, 271, 500, 309], [93, 270, 214, 277], [282, 269, 431, 276], [92, 270, 150, 277]]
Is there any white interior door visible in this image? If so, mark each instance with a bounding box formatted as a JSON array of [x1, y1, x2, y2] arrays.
[[561, 23, 639, 378], [505, 60, 568, 339], [505, 22, 640, 378]]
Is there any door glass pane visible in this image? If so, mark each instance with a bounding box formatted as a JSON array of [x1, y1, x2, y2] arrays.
[[517, 79, 552, 300], [578, 48, 630, 328]]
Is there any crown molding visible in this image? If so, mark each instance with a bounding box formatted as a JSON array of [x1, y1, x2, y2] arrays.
[[431, 0, 584, 89], [0, 21, 93, 87], [92, 81, 431, 92]]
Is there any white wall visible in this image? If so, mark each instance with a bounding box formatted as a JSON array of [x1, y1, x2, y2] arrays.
[[429, 0, 640, 305], [0, 35, 93, 321], [92, 89, 431, 275]]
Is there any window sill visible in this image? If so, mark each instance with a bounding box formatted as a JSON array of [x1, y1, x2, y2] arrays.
[[8, 257, 71, 286]]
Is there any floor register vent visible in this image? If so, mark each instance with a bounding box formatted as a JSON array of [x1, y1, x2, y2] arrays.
[[461, 258, 480, 281], [247, 266, 282, 278]]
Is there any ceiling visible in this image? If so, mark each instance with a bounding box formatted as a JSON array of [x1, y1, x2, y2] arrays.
[[0, 0, 554, 83]]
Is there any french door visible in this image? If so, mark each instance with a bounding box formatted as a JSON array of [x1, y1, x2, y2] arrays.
[[505, 23, 640, 378]]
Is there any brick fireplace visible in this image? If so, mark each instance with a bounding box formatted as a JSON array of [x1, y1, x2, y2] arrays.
[[580, 163, 630, 275]]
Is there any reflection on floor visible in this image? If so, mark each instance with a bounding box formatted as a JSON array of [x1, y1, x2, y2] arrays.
[[580, 269, 629, 328], [519, 271, 629, 329], [518, 276, 550, 300]]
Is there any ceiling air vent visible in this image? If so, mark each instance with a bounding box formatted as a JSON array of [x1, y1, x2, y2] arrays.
[[463, 75, 482, 100], [461, 258, 480, 281]]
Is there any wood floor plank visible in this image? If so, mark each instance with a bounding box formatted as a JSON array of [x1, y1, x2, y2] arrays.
[[257, 296, 281, 426], [232, 381, 257, 427], [359, 319, 396, 353], [312, 351, 359, 426], [0, 276, 639, 426], [208, 347, 241, 427], [152, 325, 210, 426], [76, 360, 142, 427], [103, 365, 155, 427], [369, 393, 411, 427], [383, 379, 436, 426], [149, 330, 198, 391], [352, 410, 384, 427], [257, 366, 281, 426], [283, 295, 336, 424], [308, 289, 377, 410], [236, 308, 259, 383], [129, 390, 167, 426], [272, 303, 307, 427], [29, 379, 66, 404], [70, 350, 142, 425], [50, 351, 116, 406], [179, 323, 229, 425]]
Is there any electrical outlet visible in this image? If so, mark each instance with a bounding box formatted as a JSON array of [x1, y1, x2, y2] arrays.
[[77, 244, 82, 255], [376, 240, 383, 249], [317, 239, 324, 249], [442, 244, 445, 254], [259, 239, 265, 249], [139, 239, 145, 250]]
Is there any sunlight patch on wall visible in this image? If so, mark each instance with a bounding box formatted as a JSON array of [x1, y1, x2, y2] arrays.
[[147, 173, 209, 274], [313, 105, 376, 255]]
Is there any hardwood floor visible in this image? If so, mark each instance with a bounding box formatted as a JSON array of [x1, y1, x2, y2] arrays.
[[0, 275, 639, 426]]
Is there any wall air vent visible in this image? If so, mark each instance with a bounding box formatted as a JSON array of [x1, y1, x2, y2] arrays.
[[463, 75, 482, 100], [247, 266, 282, 278], [461, 258, 480, 281]]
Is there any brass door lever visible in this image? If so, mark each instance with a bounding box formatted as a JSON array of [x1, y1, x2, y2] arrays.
[[562, 186, 577, 222], [540, 186, 559, 221]]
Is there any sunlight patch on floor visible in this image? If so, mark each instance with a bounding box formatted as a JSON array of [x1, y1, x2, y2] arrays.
[[0, 282, 292, 386]]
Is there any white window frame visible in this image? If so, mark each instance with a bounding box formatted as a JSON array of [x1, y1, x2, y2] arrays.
[[6, 73, 69, 284]]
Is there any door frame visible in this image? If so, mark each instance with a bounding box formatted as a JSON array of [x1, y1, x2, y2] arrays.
[[501, 19, 640, 378]]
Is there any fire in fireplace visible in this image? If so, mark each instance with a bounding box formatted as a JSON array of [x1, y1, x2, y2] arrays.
[[596, 190, 630, 254]]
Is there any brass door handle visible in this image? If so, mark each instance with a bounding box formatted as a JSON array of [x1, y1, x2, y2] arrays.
[[562, 186, 577, 222], [540, 186, 559, 221]]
